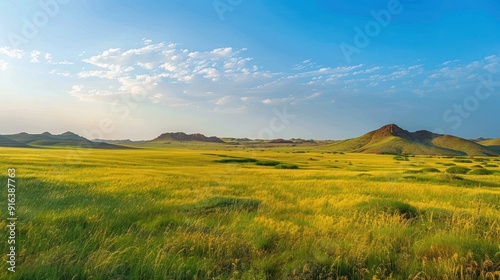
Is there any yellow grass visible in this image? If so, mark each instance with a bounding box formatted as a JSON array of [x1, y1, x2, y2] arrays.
[[0, 146, 499, 279]]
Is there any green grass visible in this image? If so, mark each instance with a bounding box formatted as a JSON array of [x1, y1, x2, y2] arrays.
[[183, 196, 261, 213], [255, 160, 281, 166], [393, 155, 409, 161], [214, 157, 257, 163], [454, 159, 473, 163], [469, 169, 493, 175], [446, 166, 471, 174], [356, 198, 419, 218], [420, 167, 441, 173], [0, 147, 499, 279], [274, 163, 299, 169]]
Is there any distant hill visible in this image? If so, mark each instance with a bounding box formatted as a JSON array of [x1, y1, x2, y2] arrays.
[[151, 132, 225, 143], [0, 132, 128, 149], [327, 124, 498, 156], [269, 139, 294, 144], [479, 138, 500, 146], [0, 135, 30, 148], [479, 138, 500, 153], [93, 139, 138, 145]]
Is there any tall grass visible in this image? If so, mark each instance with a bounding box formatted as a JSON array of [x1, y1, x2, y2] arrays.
[[0, 147, 499, 279]]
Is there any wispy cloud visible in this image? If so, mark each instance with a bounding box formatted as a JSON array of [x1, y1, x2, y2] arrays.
[[5, 40, 499, 113], [0, 60, 8, 71], [0, 47, 24, 59]]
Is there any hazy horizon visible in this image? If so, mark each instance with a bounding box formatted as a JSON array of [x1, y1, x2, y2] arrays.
[[0, 122, 498, 142], [1, 1, 499, 140]]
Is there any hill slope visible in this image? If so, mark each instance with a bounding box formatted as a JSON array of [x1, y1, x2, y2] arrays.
[[0, 132, 127, 149], [479, 138, 500, 146], [327, 124, 498, 156], [0, 135, 30, 148], [479, 138, 500, 153], [151, 132, 225, 143]]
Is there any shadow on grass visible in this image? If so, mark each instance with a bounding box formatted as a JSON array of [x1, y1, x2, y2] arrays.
[[356, 198, 419, 219], [180, 196, 261, 214]]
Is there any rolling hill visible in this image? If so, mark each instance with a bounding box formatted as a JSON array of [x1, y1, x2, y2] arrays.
[[2, 127, 498, 155], [479, 138, 500, 153], [0, 132, 127, 149], [0, 135, 30, 148], [327, 124, 498, 156], [151, 132, 225, 143]]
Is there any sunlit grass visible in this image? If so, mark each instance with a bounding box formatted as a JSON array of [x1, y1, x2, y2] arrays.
[[0, 146, 499, 279]]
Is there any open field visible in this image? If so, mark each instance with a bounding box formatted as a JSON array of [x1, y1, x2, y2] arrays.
[[1, 145, 500, 279]]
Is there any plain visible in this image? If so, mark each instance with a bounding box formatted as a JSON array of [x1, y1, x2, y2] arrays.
[[0, 144, 499, 279]]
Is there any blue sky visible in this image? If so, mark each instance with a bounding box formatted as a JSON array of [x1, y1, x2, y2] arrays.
[[0, 0, 499, 140]]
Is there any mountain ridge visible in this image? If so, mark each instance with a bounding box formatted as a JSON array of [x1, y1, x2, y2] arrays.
[[151, 132, 225, 143], [0, 132, 128, 149], [327, 124, 498, 156], [1, 125, 498, 156]]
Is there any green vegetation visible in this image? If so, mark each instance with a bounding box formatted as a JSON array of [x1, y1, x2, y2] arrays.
[[469, 169, 493, 175], [215, 157, 257, 163], [256, 160, 281, 166], [184, 196, 261, 213], [420, 167, 441, 173], [454, 159, 473, 163], [446, 166, 471, 174], [0, 146, 499, 279], [326, 124, 498, 156], [404, 170, 422, 174], [274, 163, 299, 169], [356, 199, 418, 218], [393, 155, 409, 161]]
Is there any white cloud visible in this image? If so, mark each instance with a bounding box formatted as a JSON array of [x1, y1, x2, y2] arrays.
[[49, 69, 72, 77], [122, 43, 165, 57], [62, 39, 500, 109], [30, 51, 41, 63], [439, 59, 459, 66], [29, 51, 73, 65], [78, 64, 126, 79], [137, 62, 155, 69], [56, 60, 74, 65], [407, 65, 423, 70], [483, 54, 499, 73], [353, 66, 382, 75], [69, 84, 118, 102], [45, 53, 53, 63], [83, 48, 122, 68], [332, 64, 364, 73], [306, 92, 321, 99], [118, 74, 161, 95], [69, 85, 85, 98], [0, 47, 24, 59], [211, 47, 233, 57], [216, 96, 231, 105], [150, 93, 192, 107], [292, 59, 316, 70], [0, 60, 7, 71], [389, 70, 409, 79], [214, 106, 248, 113]]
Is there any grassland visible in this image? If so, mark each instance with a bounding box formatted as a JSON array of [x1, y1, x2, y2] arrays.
[[1, 144, 499, 279]]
